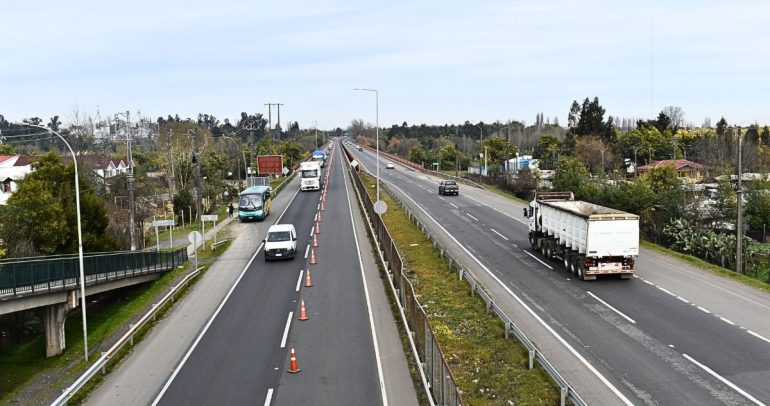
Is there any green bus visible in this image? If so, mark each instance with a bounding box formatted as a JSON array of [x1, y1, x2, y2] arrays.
[[238, 186, 272, 221]]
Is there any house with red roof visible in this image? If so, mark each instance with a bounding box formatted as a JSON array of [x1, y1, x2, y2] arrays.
[[636, 159, 708, 181]]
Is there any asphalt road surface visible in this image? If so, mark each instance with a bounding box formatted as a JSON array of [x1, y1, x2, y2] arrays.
[[88, 145, 416, 406], [351, 147, 770, 406]]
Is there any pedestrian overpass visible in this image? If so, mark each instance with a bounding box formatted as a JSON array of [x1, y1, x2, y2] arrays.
[[0, 249, 188, 357]]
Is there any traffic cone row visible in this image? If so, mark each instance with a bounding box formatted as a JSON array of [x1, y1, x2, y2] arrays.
[[298, 297, 309, 320], [305, 268, 313, 287], [310, 247, 317, 264], [312, 233, 319, 247], [315, 221, 321, 234]]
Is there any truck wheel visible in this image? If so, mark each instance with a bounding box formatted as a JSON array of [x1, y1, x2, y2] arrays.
[[563, 251, 570, 271], [577, 258, 586, 280], [569, 256, 578, 275]]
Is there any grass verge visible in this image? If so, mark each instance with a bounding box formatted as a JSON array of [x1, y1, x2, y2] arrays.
[[359, 172, 560, 405], [640, 240, 770, 293], [0, 235, 233, 404]]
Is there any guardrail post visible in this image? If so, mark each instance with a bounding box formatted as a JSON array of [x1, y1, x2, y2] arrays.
[[470, 281, 476, 296], [129, 324, 134, 346], [561, 387, 568, 406], [458, 268, 463, 281], [505, 321, 510, 339], [528, 349, 534, 369], [101, 352, 107, 374]]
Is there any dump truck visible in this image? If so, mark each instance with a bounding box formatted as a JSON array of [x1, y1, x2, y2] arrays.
[[524, 192, 639, 280]]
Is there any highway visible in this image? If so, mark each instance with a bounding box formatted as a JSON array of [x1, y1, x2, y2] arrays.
[[87, 145, 416, 406], [349, 146, 770, 406]]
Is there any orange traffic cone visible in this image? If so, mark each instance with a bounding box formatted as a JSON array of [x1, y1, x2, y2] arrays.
[[312, 233, 319, 247], [317, 211, 323, 222], [315, 221, 321, 234], [310, 247, 317, 264], [298, 298, 309, 320], [288, 347, 301, 373], [305, 268, 313, 287]]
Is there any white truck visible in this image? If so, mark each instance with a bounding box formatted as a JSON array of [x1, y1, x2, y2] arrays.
[[299, 161, 322, 191], [524, 192, 638, 280]]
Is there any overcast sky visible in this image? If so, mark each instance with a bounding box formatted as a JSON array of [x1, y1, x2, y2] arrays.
[[2, 0, 769, 130]]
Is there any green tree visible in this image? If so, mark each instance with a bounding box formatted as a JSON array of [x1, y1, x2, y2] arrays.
[[709, 170, 737, 228], [0, 153, 116, 256], [0, 144, 16, 155], [408, 145, 428, 166], [480, 136, 518, 173], [744, 180, 770, 231], [552, 156, 599, 200]]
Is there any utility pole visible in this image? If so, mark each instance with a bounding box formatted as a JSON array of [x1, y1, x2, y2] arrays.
[[275, 103, 283, 140], [737, 126, 744, 275], [167, 129, 176, 196], [189, 129, 202, 224], [116, 111, 137, 251], [264, 104, 273, 130]]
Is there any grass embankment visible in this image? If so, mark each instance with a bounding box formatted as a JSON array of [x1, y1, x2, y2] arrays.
[[359, 173, 560, 405], [640, 240, 770, 293], [0, 237, 233, 404]]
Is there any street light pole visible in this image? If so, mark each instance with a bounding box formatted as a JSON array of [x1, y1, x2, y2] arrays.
[[115, 112, 136, 251], [222, 135, 247, 188], [737, 126, 744, 274], [476, 124, 484, 178], [16, 123, 89, 361], [354, 88, 380, 203]]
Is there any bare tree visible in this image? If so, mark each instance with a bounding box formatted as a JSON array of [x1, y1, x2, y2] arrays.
[[662, 106, 685, 130]]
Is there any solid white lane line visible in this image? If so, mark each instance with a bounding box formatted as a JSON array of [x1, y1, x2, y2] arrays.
[[490, 228, 509, 241], [587, 292, 637, 324], [697, 306, 711, 314], [342, 161, 389, 406], [719, 317, 736, 326], [676, 296, 690, 303], [746, 330, 770, 344], [523, 250, 554, 270], [296, 270, 304, 292], [264, 388, 274, 406], [466, 213, 479, 221], [449, 203, 459, 209], [152, 186, 302, 405], [682, 354, 767, 406], [280, 313, 293, 348], [382, 181, 632, 405], [304, 244, 310, 259]]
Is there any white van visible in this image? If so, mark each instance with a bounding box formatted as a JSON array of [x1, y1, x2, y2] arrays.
[[264, 224, 297, 261]]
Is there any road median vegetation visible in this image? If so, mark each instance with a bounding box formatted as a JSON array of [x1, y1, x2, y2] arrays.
[[359, 172, 560, 405]]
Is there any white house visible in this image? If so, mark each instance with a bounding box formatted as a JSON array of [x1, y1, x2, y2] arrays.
[[0, 156, 36, 205]]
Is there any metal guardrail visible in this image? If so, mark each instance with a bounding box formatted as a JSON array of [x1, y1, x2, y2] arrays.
[[378, 174, 586, 406], [0, 249, 188, 298], [50, 266, 204, 406], [343, 145, 462, 406]]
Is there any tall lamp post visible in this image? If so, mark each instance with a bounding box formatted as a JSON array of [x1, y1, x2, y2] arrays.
[[114, 111, 136, 251], [354, 88, 380, 203], [15, 123, 90, 361], [476, 124, 485, 178], [736, 126, 744, 275]]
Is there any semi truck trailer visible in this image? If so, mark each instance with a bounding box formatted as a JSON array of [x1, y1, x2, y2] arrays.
[[524, 192, 639, 280]]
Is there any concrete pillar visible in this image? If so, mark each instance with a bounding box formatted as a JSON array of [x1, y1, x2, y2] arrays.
[[42, 290, 78, 357]]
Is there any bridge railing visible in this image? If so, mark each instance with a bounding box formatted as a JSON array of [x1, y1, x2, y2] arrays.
[[0, 249, 188, 297]]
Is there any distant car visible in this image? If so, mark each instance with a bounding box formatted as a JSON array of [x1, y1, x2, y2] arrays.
[[386, 162, 395, 169], [357, 146, 363, 151], [438, 180, 459, 196], [264, 224, 297, 261]]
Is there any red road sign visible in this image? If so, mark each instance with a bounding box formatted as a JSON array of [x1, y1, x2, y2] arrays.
[[257, 155, 283, 175]]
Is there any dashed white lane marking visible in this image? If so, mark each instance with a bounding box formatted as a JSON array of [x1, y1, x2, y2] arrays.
[[523, 250, 553, 270], [587, 291, 637, 324], [746, 330, 770, 344], [719, 317, 736, 326], [676, 296, 690, 303], [280, 313, 293, 348], [264, 388, 274, 406], [697, 306, 711, 314], [643, 279, 655, 285], [296, 269, 304, 292], [466, 213, 479, 221], [683, 354, 767, 406], [304, 244, 310, 259], [310, 227, 314, 237], [656, 286, 675, 296], [490, 228, 509, 241], [449, 203, 459, 209], [438, 196, 445, 200]]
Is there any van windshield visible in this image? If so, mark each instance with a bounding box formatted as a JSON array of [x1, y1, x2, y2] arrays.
[[301, 170, 319, 178], [267, 231, 292, 242]]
